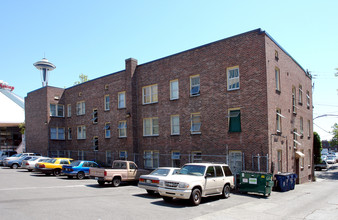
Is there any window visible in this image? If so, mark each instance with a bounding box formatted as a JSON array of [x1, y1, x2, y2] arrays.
[[118, 121, 127, 138], [172, 151, 180, 167], [104, 122, 111, 138], [118, 92, 126, 109], [50, 127, 65, 140], [76, 101, 85, 115], [228, 109, 241, 132], [299, 85, 303, 104], [190, 75, 200, 96], [67, 104, 71, 117], [275, 67, 280, 91], [306, 91, 310, 108], [191, 151, 202, 162], [92, 109, 98, 124], [308, 149, 311, 166], [67, 127, 72, 140], [293, 129, 298, 149], [78, 150, 84, 160], [277, 150, 282, 173], [50, 104, 64, 117], [170, 79, 179, 100], [276, 109, 284, 133], [142, 84, 158, 104], [143, 117, 159, 136], [106, 151, 112, 166], [227, 66, 240, 91], [275, 50, 279, 61], [215, 166, 224, 177], [144, 151, 159, 169], [300, 117, 304, 135], [77, 126, 86, 139], [190, 113, 201, 134], [171, 115, 180, 135], [307, 120, 311, 138], [292, 87, 296, 114], [119, 151, 127, 160], [93, 137, 98, 151], [300, 149, 304, 168], [206, 166, 215, 177], [104, 95, 110, 111]]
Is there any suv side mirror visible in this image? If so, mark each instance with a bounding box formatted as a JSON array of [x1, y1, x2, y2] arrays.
[[205, 173, 212, 178]]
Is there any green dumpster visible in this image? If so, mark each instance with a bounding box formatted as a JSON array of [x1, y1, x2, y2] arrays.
[[239, 171, 273, 197]]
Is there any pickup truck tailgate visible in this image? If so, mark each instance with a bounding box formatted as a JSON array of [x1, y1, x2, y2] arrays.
[[90, 167, 105, 177]]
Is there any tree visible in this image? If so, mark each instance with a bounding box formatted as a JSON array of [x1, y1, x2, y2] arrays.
[[313, 132, 322, 164], [330, 123, 338, 148], [74, 74, 89, 85], [19, 123, 25, 135]]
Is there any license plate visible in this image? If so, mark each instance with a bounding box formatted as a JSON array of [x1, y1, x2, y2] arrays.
[[95, 177, 99, 180], [146, 179, 152, 183]]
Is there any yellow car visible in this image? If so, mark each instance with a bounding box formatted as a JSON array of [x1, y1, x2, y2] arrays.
[[35, 158, 73, 176]]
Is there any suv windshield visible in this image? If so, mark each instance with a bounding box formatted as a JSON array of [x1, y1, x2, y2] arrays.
[[178, 165, 206, 176]]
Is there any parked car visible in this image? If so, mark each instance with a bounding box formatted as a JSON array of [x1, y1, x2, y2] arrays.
[[3, 153, 41, 167], [35, 158, 73, 176], [0, 150, 17, 166], [314, 161, 328, 171], [4, 155, 41, 169], [158, 163, 235, 206], [326, 155, 336, 164], [63, 160, 99, 179], [21, 157, 50, 172], [138, 167, 180, 194], [89, 160, 150, 187]]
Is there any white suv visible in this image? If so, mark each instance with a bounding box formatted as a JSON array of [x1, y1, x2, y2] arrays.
[[158, 163, 234, 206]]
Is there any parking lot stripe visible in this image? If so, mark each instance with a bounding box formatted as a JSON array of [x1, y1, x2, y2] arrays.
[[0, 184, 86, 191]]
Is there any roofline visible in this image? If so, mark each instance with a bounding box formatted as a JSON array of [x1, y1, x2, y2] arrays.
[[137, 28, 264, 68], [260, 30, 311, 79]]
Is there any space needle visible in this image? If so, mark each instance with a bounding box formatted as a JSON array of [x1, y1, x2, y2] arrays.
[[33, 58, 56, 87]]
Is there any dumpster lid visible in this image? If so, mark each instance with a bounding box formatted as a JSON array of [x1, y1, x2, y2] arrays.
[[295, 151, 305, 158]]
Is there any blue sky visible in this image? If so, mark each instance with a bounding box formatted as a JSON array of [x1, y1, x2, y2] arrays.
[[0, 0, 337, 141]]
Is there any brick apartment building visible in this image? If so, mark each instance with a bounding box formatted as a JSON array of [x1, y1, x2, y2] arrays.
[[25, 29, 313, 183]]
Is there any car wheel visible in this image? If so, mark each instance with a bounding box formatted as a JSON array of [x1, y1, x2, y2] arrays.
[[77, 172, 85, 180], [67, 176, 73, 179], [162, 196, 173, 202], [112, 177, 121, 187], [28, 169, 33, 172], [146, 190, 155, 195], [53, 169, 61, 176], [98, 180, 105, 186], [221, 185, 231, 199], [11, 164, 19, 169], [190, 188, 202, 206]]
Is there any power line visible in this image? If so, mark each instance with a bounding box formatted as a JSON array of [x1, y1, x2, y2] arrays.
[[313, 122, 332, 134]]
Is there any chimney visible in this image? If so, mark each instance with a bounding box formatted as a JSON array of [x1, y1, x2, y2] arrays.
[[125, 58, 138, 78]]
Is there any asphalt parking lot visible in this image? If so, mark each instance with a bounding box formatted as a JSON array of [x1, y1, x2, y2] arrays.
[[0, 166, 337, 220]]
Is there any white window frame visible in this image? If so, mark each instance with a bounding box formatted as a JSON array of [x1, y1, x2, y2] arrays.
[[119, 151, 128, 160], [191, 151, 202, 163], [105, 122, 111, 138], [104, 95, 110, 111], [50, 104, 64, 117], [118, 91, 126, 109], [67, 127, 72, 140], [171, 115, 180, 135], [276, 109, 283, 133], [76, 101, 86, 115], [170, 79, 179, 100], [292, 87, 297, 114], [190, 75, 200, 96], [143, 117, 159, 136], [93, 136, 98, 151], [50, 127, 65, 140], [306, 91, 310, 108], [118, 121, 127, 138], [77, 125, 86, 139], [67, 104, 71, 117], [300, 117, 304, 135], [299, 85, 303, 104], [142, 84, 158, 104], [275, 67, 280, 91], [191, 113, 201, 134], [227, 66, 240, 91], [307, 120, 311, 138], [144, 150, 159, 169]]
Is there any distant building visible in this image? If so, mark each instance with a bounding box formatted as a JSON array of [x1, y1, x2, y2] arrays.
[[0, 81, 24, 153], [25, 29, 313, 183]]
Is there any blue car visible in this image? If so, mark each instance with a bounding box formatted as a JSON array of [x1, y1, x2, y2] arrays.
[[62, 160, 99, 179]]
